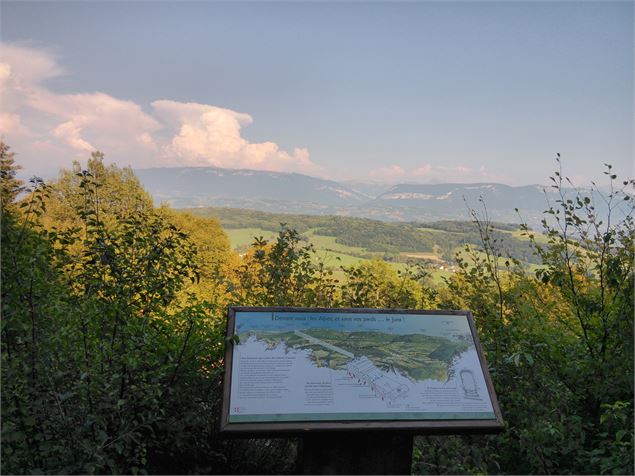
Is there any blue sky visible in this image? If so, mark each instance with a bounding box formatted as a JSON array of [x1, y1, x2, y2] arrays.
[[1, 1, 632, 185]]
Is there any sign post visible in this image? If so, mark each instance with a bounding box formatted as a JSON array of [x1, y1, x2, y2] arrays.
[[300, 431, 413, 475], [220, 307, 504, 474]]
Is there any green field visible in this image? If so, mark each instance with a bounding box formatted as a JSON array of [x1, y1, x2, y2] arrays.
[[226, 230, 456, 285], [509, 228, 550, 244], [225, 228, 278, 250], [306, 233, 371, 257], [225, 226, 415, 273], [193, 207, 541, 282]]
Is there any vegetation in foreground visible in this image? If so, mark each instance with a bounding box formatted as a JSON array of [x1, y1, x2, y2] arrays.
[[1, 142, 633, 475]]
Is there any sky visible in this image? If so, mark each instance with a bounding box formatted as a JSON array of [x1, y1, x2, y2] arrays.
[[1, 1, 633, 185]]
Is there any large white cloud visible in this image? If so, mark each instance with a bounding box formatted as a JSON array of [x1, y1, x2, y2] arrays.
[[152, 100, 317, 173], [0, 42, 317, 176]]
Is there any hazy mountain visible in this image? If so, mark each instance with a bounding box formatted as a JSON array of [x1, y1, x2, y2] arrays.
[[134, 166, 368, 211], [134, 166, 617, 225], [339, 180, 394, 200], [366, 183, 551, 223]]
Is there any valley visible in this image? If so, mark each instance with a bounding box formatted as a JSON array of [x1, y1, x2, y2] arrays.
[[190, 206, 541, 282]]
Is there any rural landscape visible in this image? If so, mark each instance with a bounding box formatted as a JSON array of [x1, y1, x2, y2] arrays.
[[2, 144, 633, 474], [1, 1, 633, 475], [188, 205, 539, 283]]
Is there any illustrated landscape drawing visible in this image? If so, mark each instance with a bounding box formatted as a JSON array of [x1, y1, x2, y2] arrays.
[[229, 311, 495, 422]]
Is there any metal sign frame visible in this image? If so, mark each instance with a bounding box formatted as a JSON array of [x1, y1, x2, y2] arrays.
[[220, 306, 504, 434]]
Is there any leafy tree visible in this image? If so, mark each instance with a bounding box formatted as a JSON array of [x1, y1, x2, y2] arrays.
[[42, 152, 153, 233], [2, 150, 230, 474], [157, 207, 237, 310], [518, 160, 634, 473], [232, 226, 324, 307], [340, 260, 436, 309], [0, 142, 24, 210], [416, 160, 634, 475], [2, 162, 70, 473]]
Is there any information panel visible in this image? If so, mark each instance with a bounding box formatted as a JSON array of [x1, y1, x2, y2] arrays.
[[221, 307, 503, 433]]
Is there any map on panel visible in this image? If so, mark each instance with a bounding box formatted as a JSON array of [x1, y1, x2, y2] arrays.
[[228, 311, 495, 423]]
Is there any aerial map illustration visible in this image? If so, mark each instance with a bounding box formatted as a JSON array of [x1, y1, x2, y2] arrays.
[[228, 311, 496, 423]]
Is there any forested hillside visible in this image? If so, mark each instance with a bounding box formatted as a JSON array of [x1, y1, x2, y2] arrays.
[[188, 206, 541, 270], [2, 142, 633, 475]]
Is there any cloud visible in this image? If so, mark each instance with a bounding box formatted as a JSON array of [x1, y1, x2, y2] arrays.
[[1, 43, 163, 171], [0, 42, 316, 176], [0, 112, 28, 136], [0, 43, 62, 85], [412, 164, 473, 180], [152, 100, 318, 173], [368, 165, 406, 180], [51, 121, 95, 152], [0, 43, 61, 125], [33, 91, 162, 158], [368, 163, 506, 183]]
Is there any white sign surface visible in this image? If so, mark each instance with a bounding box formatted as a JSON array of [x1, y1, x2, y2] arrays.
[[228, 310, 495, 423]]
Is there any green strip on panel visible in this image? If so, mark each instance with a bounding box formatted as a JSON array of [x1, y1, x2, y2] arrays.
[[228, 411, 496, 423]]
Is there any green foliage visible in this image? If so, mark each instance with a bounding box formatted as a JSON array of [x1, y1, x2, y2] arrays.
[[417, 159, 634, 475], [2, 175, 71, 474], [192, 205, 542, 266], [340, 260, 436, 309], [422, 220, 521, 233], [419, 219, 541, 264], [2, 143, 633, 475], [1, 150, 231, 474], [43, 153, 154, 232], [231, 226, 337, 307], [0, 142, 24, 210], [590, 401, 635, 475]]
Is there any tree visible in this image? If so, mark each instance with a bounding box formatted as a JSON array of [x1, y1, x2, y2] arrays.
[[340, 260, 435, 309], [418, 159, 634, 475], [42, 151, 153, 233], [2, 149, 230, 474], [0, 141, 24, 210], [157, 207, 237, 309]]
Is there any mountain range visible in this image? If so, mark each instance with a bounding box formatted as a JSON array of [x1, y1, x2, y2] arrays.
[[133, 166, 580, 225]]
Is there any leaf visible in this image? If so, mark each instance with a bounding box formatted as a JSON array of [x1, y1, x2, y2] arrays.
[[225, 334, 240, 345], [616, 430, 627, 442], [58, 391, 74, 402]]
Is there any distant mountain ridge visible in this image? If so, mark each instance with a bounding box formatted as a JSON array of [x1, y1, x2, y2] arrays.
[[133, 166, 570, 224], [135, 166, 367, 209], [367, 182, 551, 222]]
